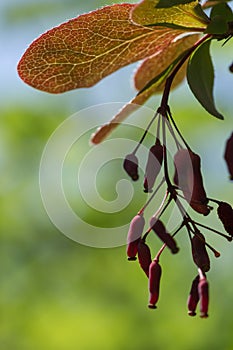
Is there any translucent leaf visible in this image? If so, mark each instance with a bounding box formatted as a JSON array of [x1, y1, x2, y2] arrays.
[[187, 40, 224, 119], [92, 33, 199, 144], [91, 39, 194, 145], [131, 0, 209, 29], [156, 0, 196, 8], [18, 4, 188, 94], [134, 34, 199, 92], [91, 91, 154, 144]]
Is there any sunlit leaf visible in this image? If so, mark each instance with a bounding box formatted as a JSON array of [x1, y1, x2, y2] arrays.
[[91, 64, 189, 144], [156, 0, 196, 8], [131, 0, 209, 29], [91, 61, 182, 144], [18, 4, 189, 94], [134, 34, 198, 92], [91, 91, 153, 145], [91, 35, 199, 145], [91, 92, 163, 145], [92, 33, 199, 144], [187, 40, 224, 119]]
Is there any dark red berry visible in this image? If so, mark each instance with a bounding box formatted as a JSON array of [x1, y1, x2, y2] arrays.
[[198, 276, 209, 318], [217, 201, 233, 236], [123, 153, 139, 181], [224, 132, 233, 180], [174, 149, 210, 215], [150, 217, 179, 254], [148, 259, 162, 309], [191, 232, 210, 272], [127, 239, 140, 261], [187, 275, 200, 317], [143, 138, 163, 193], [138, 240, 152, 277], [127, 214, 145, 260]]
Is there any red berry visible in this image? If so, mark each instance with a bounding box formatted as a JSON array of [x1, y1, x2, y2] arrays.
[[150, 217, 179, 254], [191, 233, 210, 272], [198, 277, 209, 318], [187, 275, 200, 316], [123, 153, 139, 181], [224, 132, 233, 180], [174, 149, 210, 215], [138, 240, 152, 277], [217, 201, 233, 236], [148, 259, 162, 309], [126, 214, 145, 260], [143, 139, 163, 193]]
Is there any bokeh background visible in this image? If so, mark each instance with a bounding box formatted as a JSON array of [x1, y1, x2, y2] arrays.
[[1, 1, 233, 349]]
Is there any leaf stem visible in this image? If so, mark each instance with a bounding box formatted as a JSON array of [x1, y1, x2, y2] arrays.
[[133, 111, 159, 154], [138, 177, 165, 215], [167, 106, 191, 150], [160, 33, 212, 109], [194, 221, 232, 242]]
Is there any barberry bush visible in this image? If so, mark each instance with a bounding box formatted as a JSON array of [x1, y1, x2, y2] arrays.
[[18, 0, 233, 318]]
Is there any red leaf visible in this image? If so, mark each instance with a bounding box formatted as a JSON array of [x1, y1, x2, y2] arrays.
[[18, 4, 188, 94], [134, 34, 199, 92]]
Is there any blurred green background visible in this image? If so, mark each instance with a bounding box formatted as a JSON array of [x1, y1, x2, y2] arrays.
[[1, 1, 233, 349]]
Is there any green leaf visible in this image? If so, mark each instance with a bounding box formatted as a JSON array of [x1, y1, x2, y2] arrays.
[[202, 0, 233, 10], [136, 49, 189, 95], [210, 2, 233, 20], [156, 0, 196, 8], [205, 17, 229, 34], [205, 2, 233, 34], [131, 0, 209, 30], [187, 40, 224, 120]]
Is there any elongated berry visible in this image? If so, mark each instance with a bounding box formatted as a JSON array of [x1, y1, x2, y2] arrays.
[[150, 217, 179, 254], [143, 138, 163, 193], [138, 240, 152, 277], [127, 239, 140, 261], [217, 201, 233, 236], [191, 232, 210, 272], [224, 132, 233, 180], [174, 149, 210, 215], [127, 214, 145, 260], [187, 275, 200, 316], [123, 153, 139, 181], [198, 276, 209, 318], [148, 259, 162, 309]]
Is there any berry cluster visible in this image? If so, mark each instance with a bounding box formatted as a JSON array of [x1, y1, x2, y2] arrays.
[[124, 106, 233, 318]]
